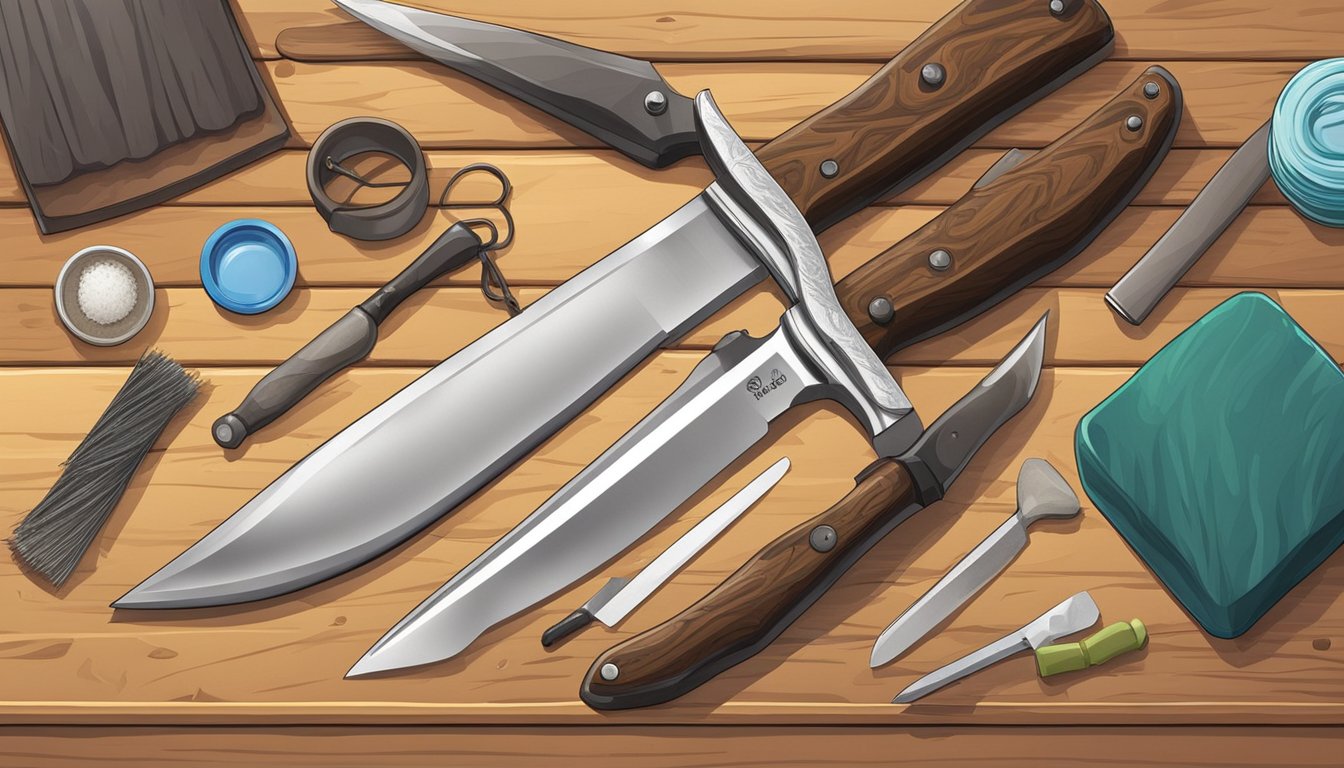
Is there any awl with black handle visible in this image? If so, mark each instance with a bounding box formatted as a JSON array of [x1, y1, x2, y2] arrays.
[[212, 224, 484, 449], [118, 0, 1117, 611], [351, 70, 1181, 678]]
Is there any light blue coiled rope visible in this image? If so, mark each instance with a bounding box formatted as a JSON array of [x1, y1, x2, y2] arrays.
[[1270, 58, 1344, 227]]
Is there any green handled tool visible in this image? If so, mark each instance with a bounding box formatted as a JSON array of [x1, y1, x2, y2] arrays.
[[1035, 618, 1147, 677]]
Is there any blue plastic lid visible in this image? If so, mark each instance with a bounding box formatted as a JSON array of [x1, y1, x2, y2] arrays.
[[200, 219, 298, 314], [1269, 58, 1344, 228]]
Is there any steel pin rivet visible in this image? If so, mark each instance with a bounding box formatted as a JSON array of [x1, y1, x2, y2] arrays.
[[1126, 115, 1144, 132], [214, 423, 233, 443], [928, 249, 952, 271], [600, 663, 620, 681], [1049, 0, 1066, 15], [820, 159, 840, 178], [868, 296, 894, 325], [644, 90, 668, 116], [809, 525, 837, 553], [920, 63, 946, 88], [1143, 82, 1160, 99]]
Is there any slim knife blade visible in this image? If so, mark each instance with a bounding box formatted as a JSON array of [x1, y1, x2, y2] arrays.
[[871, 458, 1080, 667], [893, 591, 1100, 704], [595, 457, 790, 626], [541, 457, 788, 648], [872, 514, 1028, 667], [333, 0, 698, 168]]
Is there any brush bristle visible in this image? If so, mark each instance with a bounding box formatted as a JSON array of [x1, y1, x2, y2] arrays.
[[9, 351, 201, 587]]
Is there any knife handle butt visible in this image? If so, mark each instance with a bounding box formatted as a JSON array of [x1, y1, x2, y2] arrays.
[[1036, 618, 1148, 677], [542, 609, 595, 648], [836, 66, 1182, 359], [581, 458, 925, 710], [756, 0, 1114, 231]]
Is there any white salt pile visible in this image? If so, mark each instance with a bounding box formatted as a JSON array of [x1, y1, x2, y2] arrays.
[[77, 259, 138, 325]]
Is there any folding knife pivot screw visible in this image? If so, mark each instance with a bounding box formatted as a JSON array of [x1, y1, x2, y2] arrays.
[[1126, 115, 1144, 132], [868, 296, 895, 325], [928, 249, 952, 271], [809, 525, 838, 553], [820, 159, 840, 178], [644, 90, 668, 116], [1143, 82, 1161, 99], [920, 63, 946, 89], [1049, 0, 1067, 15]]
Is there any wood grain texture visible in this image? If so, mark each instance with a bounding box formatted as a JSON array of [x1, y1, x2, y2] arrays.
[[254, 60, 1293, 150], [250, 0, 1344, 62], [839, 67, 1177, 356], [0, 147, 1291, 209], [0, 364, 1340, 724], [584, 460, 920, 709], [5, 0, 1344, 759], [5, 286, 1344, 367], [755, 0, 1114, 229], [2, 725, 1342, 767]]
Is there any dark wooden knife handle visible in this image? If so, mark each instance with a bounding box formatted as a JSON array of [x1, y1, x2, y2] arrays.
[[581, 458, 926, 710], [835, 66, 1181, 358], [758, 0, 1114, 231]]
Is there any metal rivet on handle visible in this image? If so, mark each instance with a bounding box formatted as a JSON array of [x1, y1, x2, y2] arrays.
[[809, 525, 837, 553], [920, 63, 946, 88], [820, 159, 840, 178], [214, 423, 233, 444], [868, 296, 894, 325], [1143, 82, 1160, 99], [1049, 0, 1067, 15], [928, 249, 952, 271], [600, 663, 620, 681], [1126, 115, 1144, 132], [644, 91, 668, 116]]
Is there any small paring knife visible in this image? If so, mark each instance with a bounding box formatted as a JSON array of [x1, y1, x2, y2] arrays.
[[541, 457, 790, 648], [893, 591, 1101, 704], [870, 458, 1080, 667]]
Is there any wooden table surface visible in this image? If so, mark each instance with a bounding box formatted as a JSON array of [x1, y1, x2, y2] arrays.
[[2, 1, 1342, 765]]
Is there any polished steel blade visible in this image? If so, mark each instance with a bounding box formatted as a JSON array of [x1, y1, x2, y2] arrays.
[[333, 0, 698, 167], [348, 317, 884, 676], [114, 191, 765, 609], [592, 456, 790, 627], [871, 514, 1028, 668], [893, 592, 1100, 704]]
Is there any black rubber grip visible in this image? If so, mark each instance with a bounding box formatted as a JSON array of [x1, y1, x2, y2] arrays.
[[541, 609, 595, 648], [359, 222, 482, 324], [212, 223, 485, 449]]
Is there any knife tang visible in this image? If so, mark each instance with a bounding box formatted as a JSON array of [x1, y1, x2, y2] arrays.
[[835, 66, 1182, 358], [757, 0, 1115, 230], [582, 459, 926, 710]]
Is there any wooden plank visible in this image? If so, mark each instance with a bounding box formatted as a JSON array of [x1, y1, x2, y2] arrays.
[[0, 148, 1294, 208], [237, 0, 1344, 62], [0, 364, 1340, 725], [2, 725, 1342, 768], [3, 203, 1337, 290], [4, 286, 1343, 367], [259, 60, 1290, 150]]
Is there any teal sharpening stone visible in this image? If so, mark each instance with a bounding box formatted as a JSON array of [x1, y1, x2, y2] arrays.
[[1076, 292, 1344, 638]]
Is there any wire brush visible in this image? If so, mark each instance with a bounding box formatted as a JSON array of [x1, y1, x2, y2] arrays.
[[9, 351, 200, 587]]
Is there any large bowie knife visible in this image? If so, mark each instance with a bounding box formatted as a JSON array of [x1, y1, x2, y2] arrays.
[[348, 70, 1181, 676], [116, 0, 1116, 611]]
